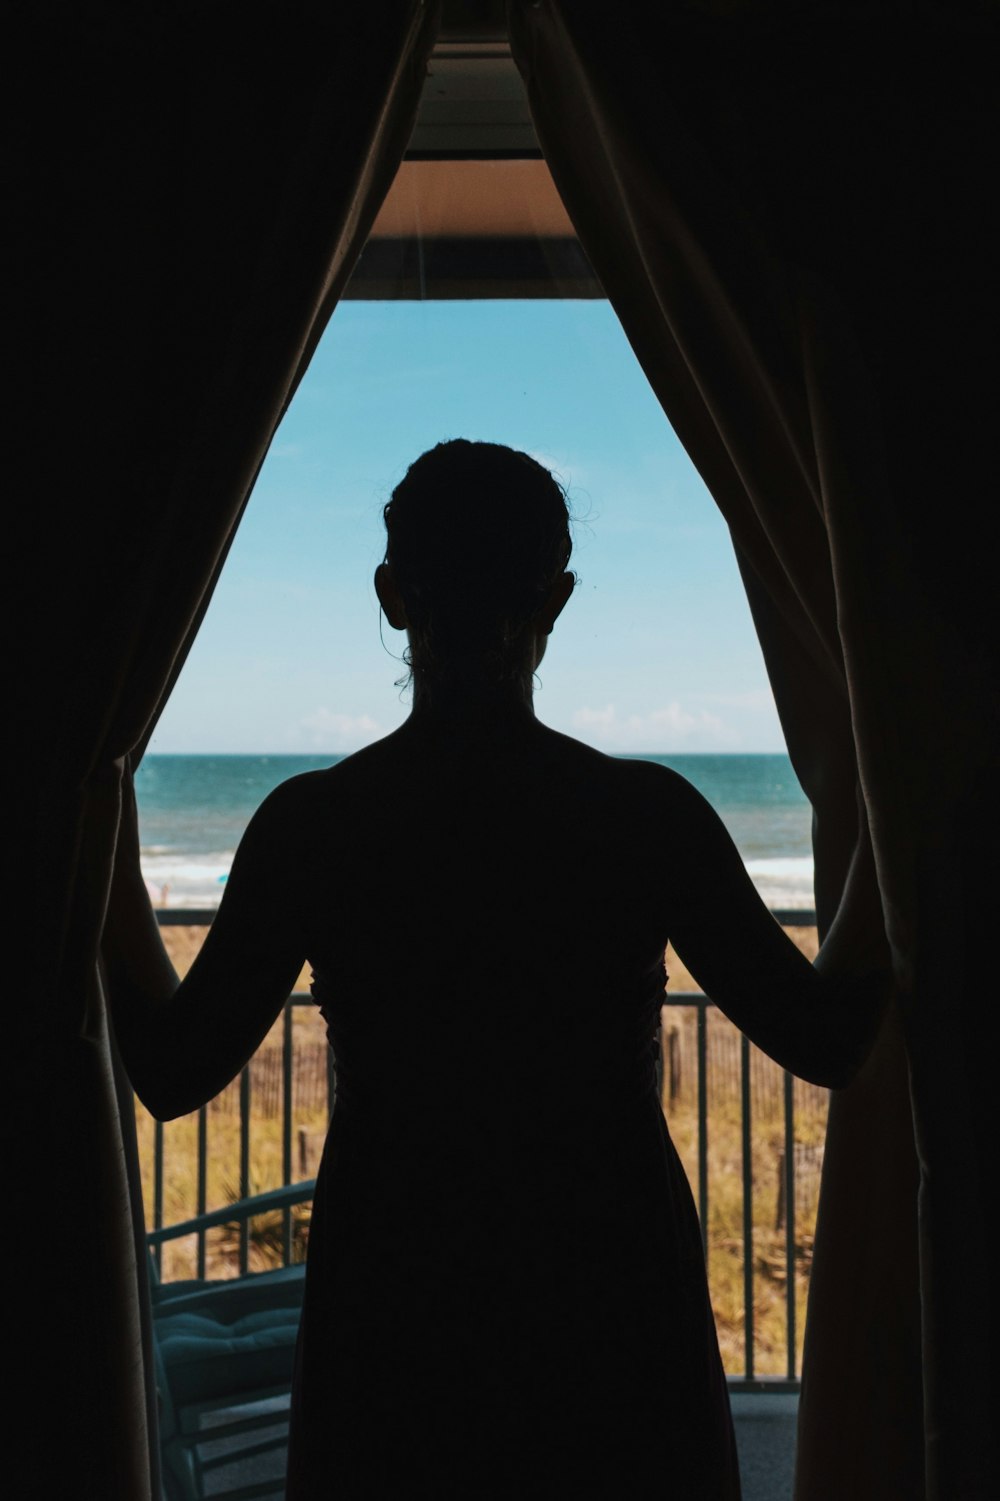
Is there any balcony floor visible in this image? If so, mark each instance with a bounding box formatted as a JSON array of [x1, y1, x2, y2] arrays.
[[732, 1392, 798, 1500], [182, 1391, 797, 1498]]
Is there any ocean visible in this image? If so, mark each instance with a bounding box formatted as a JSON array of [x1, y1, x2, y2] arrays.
[[134, 752, 814, 912]]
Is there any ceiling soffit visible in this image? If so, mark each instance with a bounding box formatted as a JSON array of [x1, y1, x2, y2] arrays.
[[352, 35, 598, 297]]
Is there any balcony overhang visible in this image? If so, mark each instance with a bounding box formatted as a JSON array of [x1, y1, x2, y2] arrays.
[[345, 37, 601, 299]]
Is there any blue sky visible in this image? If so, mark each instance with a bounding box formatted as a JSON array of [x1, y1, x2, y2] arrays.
[[149, 299, 785, 755]]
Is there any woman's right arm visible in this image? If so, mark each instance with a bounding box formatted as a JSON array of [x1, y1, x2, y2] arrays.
[[104, 770, 311, 1119], [660, 769, 890, 1089]]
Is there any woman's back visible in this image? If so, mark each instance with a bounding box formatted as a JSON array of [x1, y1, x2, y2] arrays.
[[286, 722, 742, 1497], [301, 718, 671, 1114]]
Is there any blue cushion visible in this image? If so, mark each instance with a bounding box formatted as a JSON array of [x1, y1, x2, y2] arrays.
[[156, 1305, 302, 1406]]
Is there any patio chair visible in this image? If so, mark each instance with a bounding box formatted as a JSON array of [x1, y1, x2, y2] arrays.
[[148, 1179, 315, 1501]]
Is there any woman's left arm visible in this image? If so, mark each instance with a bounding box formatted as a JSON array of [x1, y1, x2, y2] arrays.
[[663, 772, 890, 1089], [104, 770, 309, 1120]]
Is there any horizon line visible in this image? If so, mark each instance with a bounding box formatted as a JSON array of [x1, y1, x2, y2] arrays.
[[141, 747, 793, 757]]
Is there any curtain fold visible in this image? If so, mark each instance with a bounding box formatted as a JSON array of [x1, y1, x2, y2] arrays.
[[508, 3, 997, 1497], [15, 4, 439, 1494]]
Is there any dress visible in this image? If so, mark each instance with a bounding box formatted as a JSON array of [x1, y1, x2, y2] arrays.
[[283, 743, 742, 1498]]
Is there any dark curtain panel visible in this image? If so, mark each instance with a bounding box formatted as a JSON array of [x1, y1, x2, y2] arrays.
[[13, 4, 439, 1495], [508, 3, 997, 1498]]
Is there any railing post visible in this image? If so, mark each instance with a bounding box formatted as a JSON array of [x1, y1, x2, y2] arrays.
[[282, 1001, 293, 1267], [697, 998, 708, 1260], [153, 1118, 164, 1276], [741, 1032, 754, 1382], [665, 1025, 682, 1107], [239, 1066, 251, 1276], [197, 1105, 207, 1279], [783, 1069, 796, 1380]]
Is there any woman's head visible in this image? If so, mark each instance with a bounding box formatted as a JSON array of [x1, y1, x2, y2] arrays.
[[378, 439, 574, 694]]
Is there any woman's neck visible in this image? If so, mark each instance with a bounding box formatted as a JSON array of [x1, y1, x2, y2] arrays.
[[407, 668, 538, 737]]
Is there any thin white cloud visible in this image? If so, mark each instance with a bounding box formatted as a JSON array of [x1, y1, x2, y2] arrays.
[[700, 688, 776, 712], [571, 701, 739, 751], [295, 708, 381, 751]]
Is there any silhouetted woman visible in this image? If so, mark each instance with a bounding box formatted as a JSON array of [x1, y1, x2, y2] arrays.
[[107, 440, 886, 1498]]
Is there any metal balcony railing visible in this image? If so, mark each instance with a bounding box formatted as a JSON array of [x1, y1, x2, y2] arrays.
[[145, 907, 822, 1393]]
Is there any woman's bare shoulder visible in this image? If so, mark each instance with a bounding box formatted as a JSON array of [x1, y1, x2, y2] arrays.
[[535, 729, 711, 819], [260, 730, 713, 842], [256, 739, 401, 813]]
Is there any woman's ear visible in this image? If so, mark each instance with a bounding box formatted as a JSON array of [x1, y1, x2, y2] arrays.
[[374, 563, 409, 630], [538, 571, 576, 635]]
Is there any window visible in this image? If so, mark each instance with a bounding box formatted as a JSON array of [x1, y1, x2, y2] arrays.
[[140, 29, 817, 1383]]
